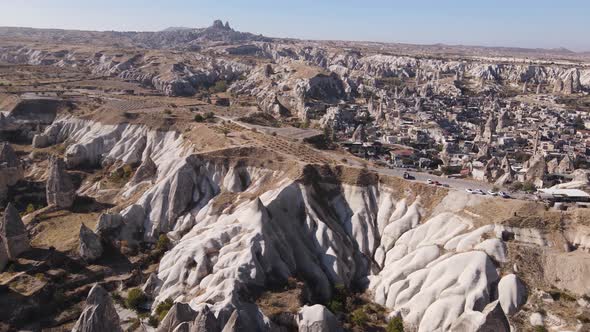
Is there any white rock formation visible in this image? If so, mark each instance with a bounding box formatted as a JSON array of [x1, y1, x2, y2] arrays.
[[498, 274, 527, 315], [297, 305, 342, 332], [72, 284, 122, 332], [79, 223, 103, 262], [41, 117, 527, 331]]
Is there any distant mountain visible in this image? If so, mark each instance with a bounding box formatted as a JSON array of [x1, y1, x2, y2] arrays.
[[0, 20, 273, 49], [161, 27, 193, 32]]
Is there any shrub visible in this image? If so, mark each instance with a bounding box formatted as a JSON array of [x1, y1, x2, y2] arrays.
[[327, 299, 344, 313], [209, 80, 228, 93], [205, 112, 216, 120], [156, 234, 171, 251], [522, 181, 536, 193], [155, 298, 174, 321], [148, 315, 160, 327], [350, 308, 368, 326], [387, 316, 405, 332], [534, 326, 548, 332], [125, 288, 147, 311], [194, 114, 205, 122]]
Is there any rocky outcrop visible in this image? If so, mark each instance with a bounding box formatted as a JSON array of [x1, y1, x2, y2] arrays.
[[79, 223, 103, 262], [297, 305, 341, 332], [142, 273, 162, 298], [72, 284, 122, 332], [498, 274, 527, 315], [451, 300, 510, 332], [0, 143, 24, 202], [131, 156, 157, 184], [156, 303, 197, 332], [0, 203, 30, 260], [46, 156, 75, 209]]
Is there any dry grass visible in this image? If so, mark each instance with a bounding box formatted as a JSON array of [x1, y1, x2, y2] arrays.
[[30, 210, 100, 252]]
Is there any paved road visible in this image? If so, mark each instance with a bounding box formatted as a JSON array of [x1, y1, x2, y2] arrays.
[[370, 166, 494, 191]]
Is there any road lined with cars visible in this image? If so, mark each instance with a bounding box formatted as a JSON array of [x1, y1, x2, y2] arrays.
[[369, 166, 525, 200]]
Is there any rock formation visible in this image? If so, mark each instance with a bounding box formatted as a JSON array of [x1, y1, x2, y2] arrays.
[[131, 156, 157, 184], [46, 156, 75, 209], [297, 305, 341, 332], [498, 274, 527, 315], [156, 303, 198, 332], [450, 300, 510, 332], [0, 143, 24, 202], [79, 223, 103, 262], [557, 154, 574, 174], [72, 284, 122, 332], [0, 203, 30, 260], [0, 238, 8, 271], [525, 154, 547, 187], [142, 273, 162, 298], [351, 124, 366, 142]]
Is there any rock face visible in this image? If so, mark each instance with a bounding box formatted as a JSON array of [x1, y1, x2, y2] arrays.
[[78, 223, 103, 262], [0, 203, 30, 259], [498, 274, 527, 315], [72, 284, 122, 332], [0, 238, 8, 271], [46, 156, 75, 209], [131, 156, 157, 184], [451, 300, 510, 332], [297, 305, 341, 332], [0, 143, 24, 202], [141, 273, 162, 298], [351, 124, 366, 142], [156, 303, 197, 332]]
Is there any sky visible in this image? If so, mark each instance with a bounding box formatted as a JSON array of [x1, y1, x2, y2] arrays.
[[1, 0, 588, 51]]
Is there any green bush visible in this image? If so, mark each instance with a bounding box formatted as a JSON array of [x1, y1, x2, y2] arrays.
[[155, 298, 174, 321], [148, 315, 160, 327], [25, 203, 36, 215], [350, 308, 368, 326], [125, 288, 147, 311], [387, 316, 405, 332], [156, 234, 171, 251], [209, 80, 228, 93], [522, 181, 536, 193], [327, 299, 344, 313], [194, 114, 205, 122]]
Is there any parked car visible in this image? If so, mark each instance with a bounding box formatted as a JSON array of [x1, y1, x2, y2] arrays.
[[427, 179, 433, 184], [465, 188, 474, 194], [474, 189, 486, 195], [487, 190, 498, 196], [433, 181, 442, 186], [403, 172, 415, 180], [499, 191, 511, 199]]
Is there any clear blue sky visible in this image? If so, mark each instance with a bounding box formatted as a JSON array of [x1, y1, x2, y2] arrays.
[[1, 0, 588, 51]]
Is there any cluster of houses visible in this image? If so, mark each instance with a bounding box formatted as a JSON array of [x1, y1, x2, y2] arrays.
[[322, 82, 590, 190]]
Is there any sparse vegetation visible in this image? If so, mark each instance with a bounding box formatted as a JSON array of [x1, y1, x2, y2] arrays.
[[194, 113, 205, 122], [156, 234, 171, 251], [155, 298, 174, 322], [350, 308, 368, 326], [387, 316, 405, 332], [209, 80, 228, 93], [125, 288, 147, 311]]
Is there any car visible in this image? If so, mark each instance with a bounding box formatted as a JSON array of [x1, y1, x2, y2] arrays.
[[465, 188, 474, 194], [403, 172, 415, 180], [433, 181, 442, 186], [427, 179, 433, 184], [487, 190, 498, 196], [499, 191, 511, 199], [474, 189, 486, 195]]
